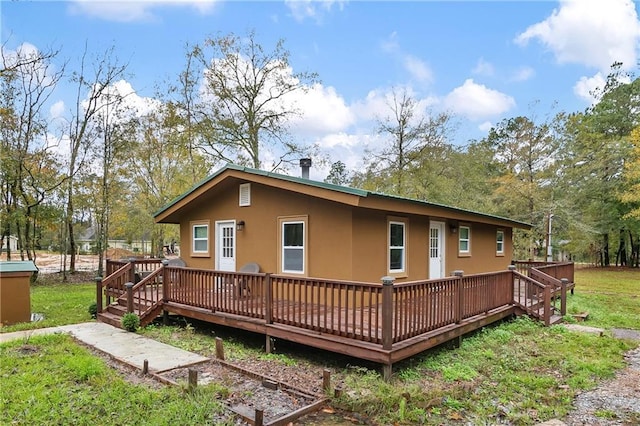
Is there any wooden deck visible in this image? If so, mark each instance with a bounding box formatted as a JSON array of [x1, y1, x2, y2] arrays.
[[97, 260, 575, 378]]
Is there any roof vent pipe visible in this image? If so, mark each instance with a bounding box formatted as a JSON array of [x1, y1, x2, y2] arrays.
[[300, 158, 312, 179]]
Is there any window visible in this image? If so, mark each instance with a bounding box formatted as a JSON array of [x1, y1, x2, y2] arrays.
[[192, 222, 209, 256], [389, 221, 405, 273], [239, 183, 251, 206], [459, 226, 471, 254], [496, 230, 505, 255], [280, 218, 306, 274]]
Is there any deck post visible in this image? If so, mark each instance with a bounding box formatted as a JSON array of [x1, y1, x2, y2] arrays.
[[265, 273, 273, 324], [161, 260, 169, 302], [452, 270, 464, 323], [508, 265, 516, 304], [125, 282, 134, 313], [560, 278, 568, 316], [543, 284, 551, 326], [383, 364, 392, 381], [95, 276, 103, 313], [381, 276, 394, 351], [128, 257, 136, 284]]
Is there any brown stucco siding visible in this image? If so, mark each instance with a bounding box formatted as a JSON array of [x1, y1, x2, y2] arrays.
[[445, 222, 513, 275], [177, 181, 354, 278], [171, 174, 516, 282]]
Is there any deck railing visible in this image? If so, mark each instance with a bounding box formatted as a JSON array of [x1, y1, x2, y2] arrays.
[[270, 275, 384, 344], [100, 260, 574, 349], [164, 267, 267, 319], [119, 267, 164, 321], [512, 270, 551, 325], [98, 262, 133, 313]]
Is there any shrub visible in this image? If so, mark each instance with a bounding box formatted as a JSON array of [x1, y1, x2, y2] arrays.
[[121, 313, 140, 332], [88, 303, 97, 319]]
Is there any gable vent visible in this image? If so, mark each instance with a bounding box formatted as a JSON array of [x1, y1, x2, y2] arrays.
[[239, 183, 251, 206]]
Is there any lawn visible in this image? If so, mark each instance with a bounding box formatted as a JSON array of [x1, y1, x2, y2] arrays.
[[1, 266, 639, 425], [567, 267, 640, 329], [0, 333, 233, 425]]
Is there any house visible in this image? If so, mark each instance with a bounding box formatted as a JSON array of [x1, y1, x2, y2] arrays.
[[98, 162, 572, 378], [154, 162, 531, 282], [77, 227, 154, 255], [1, 235, 18, 253]]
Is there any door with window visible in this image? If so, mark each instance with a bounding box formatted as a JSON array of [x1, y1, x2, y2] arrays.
[[429, 221, 445, 279], [215, 221, 236, 271]]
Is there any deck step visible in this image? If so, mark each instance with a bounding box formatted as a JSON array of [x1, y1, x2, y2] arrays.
[[97, 311, 124, 328], [549, 314, 563, 325], [107, 304, 127, 316]]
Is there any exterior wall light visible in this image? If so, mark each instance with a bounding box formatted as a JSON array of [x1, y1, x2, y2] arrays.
[[236, 220, 245, 231], [449, 223, 458, 234]]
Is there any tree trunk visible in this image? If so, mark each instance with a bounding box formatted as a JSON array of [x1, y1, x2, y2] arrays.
[[616, 229, 627, 266], [630, 230, 639, 268], [602, 233, 610, 267], [66, 181, 76, 274]]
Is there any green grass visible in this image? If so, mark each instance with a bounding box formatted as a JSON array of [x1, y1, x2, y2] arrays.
[[567, 268, 640, 329], [0, 333, 233, 425], [335, 316, 635, 425], [1, 280, 95, 333]]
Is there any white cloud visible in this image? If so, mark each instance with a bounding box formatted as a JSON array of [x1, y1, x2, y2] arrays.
[[478, 121, 493, 133], [351, 87, 439, 124], [515, 0, 640, 72], [289, 83, 355, 135], [443, 79, 515, 121], [380, 32, 434, 85], [403, 55, 433, 84], [573, 72, 606, 104], [285, 0, 346, 23], [49, 100, 65, 119], [68, 0, 218, 23], [511, 66, 535, 82], [381, 31, 400, 53], [472, 58, 494, 76]]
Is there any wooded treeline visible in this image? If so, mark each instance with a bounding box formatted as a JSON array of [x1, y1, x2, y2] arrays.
[[1, 34, 638, 280]]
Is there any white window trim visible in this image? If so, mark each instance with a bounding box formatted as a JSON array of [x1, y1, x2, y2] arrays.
[[239, 183, 251, 207], [496, 230, 505, 255], [191, 221, 210, 256], [388, 220, 406, 274], [279, 217, 307, 275], [459, 225, 471, 255]]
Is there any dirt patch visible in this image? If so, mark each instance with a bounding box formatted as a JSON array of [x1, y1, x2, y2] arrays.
[[159, 360, 322, 425]]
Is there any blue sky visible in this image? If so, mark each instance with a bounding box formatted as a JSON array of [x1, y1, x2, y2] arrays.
[[3, 0, 640, 177]]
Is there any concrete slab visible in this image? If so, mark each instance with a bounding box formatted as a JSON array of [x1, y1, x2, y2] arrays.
[[563, 324, 604, 336], [0, 326, 67, 343], [1, 322, 209, 373]]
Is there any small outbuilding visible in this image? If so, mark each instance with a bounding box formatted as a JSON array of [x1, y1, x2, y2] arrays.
[[0, 261, 37, 326]]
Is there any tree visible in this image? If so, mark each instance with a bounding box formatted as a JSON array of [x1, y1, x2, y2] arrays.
[[324, 161, 350, 186], [620, 126, 640, 266], [558, 65, 639, 266], [483, 114, 560, 259], [357, 87, 455, 198], [0, 44, 66, 265], [63, 45, 127, 275], [192, 30, 319, 169]]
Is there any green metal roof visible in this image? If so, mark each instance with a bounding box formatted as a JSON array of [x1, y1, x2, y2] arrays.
[[154, 163, 532, 228], [0, 261, 38, 273]]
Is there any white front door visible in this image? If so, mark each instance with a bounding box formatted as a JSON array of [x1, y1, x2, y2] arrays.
[[215, 221, 236, 272], [429, 221, 445, 279]]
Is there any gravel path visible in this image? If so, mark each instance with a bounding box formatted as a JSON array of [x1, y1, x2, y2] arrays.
[[562, 330, 640, 426]]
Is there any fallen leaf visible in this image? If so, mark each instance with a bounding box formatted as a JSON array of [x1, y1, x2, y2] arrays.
[[449, 412, 463, 420]]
